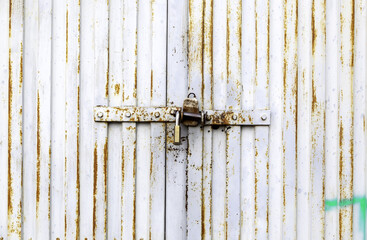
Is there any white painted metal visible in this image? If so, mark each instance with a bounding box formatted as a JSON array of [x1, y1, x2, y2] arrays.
[[212, 0, 227, 239], [241, 0, 256, 239], [282, 0, 298, 239], [325, 0, 340, 238], [7, 1, 24, 239], [187, 0, 204, 238], [353, 1, 367, 240], [121, 0, 137, 239], [1, 0, 367, 239], [0, 0, 10, 237], [268, 0, 284, 239], [166, 0, 188, 239], [107, 0, 123, 238], [79, 0, 95, 238], [202, 1, 213, 239], [296, 0, 312, 239]]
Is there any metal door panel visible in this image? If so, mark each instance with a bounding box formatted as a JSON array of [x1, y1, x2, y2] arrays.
[[1, 0, 366, 239]]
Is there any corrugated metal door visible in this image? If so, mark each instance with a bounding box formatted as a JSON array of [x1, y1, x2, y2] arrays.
[[1, 0, 367, 239]]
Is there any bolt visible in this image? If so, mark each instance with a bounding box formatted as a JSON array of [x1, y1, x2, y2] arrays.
[[97, 112, 104, 118], [261, 114, 267, 121], [125, 112, 131, 118], [155, 112, 160, 118], [232, 114, 238, 120]]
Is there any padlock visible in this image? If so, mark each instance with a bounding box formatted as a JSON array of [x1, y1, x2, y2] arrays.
[[182, 93, 201, 127], [173, 110, 181, 145]]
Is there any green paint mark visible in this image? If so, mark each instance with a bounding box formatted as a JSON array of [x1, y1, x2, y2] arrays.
[[325, 196, 366, 239]]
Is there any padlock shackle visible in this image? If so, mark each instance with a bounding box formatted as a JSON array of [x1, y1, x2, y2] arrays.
[[187, 92, 196, 98]]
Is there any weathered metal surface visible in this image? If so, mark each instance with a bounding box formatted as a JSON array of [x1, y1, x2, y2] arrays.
[[0, 0, 366, 239], [94, 106, 181, 122], [94, 106, 270, 126]]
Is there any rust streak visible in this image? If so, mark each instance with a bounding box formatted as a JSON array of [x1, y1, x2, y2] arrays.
[[93, 142, 98, 239], [103, 139, 108, 233], [36, 91, 41, 218], [114, 83, 120, 96], [76, 86, 80, 239], [9, 0, 11, 38], [8, 47, 13, 217], [133, 146, 136, 240]]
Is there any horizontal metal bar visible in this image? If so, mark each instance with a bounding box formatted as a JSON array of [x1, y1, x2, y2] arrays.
[[204, 109, 270, 126], [94, 106, 271, 126], [94, 106, 181, 122]]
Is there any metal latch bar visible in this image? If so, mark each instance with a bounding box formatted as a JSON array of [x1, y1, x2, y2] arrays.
[[94, 106, 270, 126], [94, 106, 181, 123]]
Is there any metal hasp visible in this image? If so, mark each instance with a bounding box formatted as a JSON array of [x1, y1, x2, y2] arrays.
[[94, 106, 271, 126]]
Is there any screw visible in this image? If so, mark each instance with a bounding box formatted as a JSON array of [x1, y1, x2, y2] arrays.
[[232, 114, 238, 120], [97, 112, 104, 118], [155, 112, 161, 118], [261, 114, 267, 121], [125, 112, 131, 118]]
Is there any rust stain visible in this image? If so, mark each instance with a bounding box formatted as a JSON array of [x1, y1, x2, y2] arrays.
[[103, 138, 108, 234], [78, 54, 80, 74], [19, 43, 23, 87], [150, 151, 153, 177], [76, 86, 80, 239], [8, 47, 13, 217], [9, 0, 11, 38], [133, 66, 137, 98], [340, 11, 344, 66], [65, 212, 67, 238], [133, 146, 136, 240], [151, 0, 155, 22], [36, 91, 41, 218], [93, 142, 97, 239], [114, 83, 120, 96]]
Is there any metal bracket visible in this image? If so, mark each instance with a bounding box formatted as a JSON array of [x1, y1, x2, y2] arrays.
[[94, 106, 270, 126]]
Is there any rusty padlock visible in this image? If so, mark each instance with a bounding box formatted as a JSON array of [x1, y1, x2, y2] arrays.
[[182, 93, 202, 127]]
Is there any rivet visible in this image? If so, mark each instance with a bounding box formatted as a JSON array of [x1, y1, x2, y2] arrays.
[[125, 112, 131, 118], [261, 114, 267, 121], [232, 114, 238, 120], [97, 112, 103, 118], [155, 112, 160, 118]]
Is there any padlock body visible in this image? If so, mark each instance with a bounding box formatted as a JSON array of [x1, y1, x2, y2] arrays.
[[182, 98, 200, 126], [174, 125, 181, 145]]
